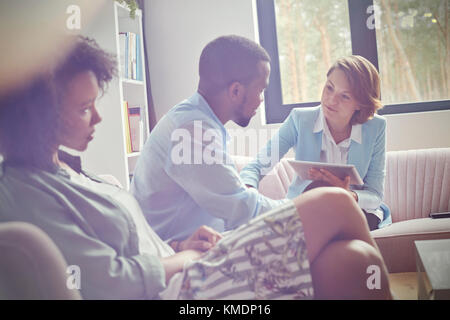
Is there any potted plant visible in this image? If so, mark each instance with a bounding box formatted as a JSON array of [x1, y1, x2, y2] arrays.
[[115, 0, 139, 19]]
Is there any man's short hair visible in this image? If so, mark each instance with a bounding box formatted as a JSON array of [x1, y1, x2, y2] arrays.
[[199, 35, 270, 95]]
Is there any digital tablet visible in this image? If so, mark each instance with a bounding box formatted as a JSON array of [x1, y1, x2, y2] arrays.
[[287, 160, 364, 185]]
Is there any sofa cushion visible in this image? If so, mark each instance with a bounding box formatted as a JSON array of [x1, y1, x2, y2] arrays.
[[371, 218, 450, 273], [384, 148, 450, 222]]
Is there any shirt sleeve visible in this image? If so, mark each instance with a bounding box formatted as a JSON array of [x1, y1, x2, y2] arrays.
[[165, 121, 288, 230], [30, 199, 166, 300], [240, 110, 298, 188], [0, 166, 169, 300], [353, 119, 387, 211]]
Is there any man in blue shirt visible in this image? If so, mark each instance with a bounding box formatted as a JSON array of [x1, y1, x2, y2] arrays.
[[130, 35, 287, 241]]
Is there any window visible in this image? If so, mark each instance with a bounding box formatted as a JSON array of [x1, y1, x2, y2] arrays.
[[374, 0, 449, 105], [276, 0, 352, 104], [257, 0, 450, 124]]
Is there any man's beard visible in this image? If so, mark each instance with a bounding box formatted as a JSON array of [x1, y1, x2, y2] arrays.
[[233, 94, 252, 127]]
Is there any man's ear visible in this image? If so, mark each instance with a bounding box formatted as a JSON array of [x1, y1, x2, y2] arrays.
[[227, 81, 245, 102]]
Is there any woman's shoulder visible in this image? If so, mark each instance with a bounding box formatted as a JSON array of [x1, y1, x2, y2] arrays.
[[372, 113, 386, 123], [0, 164, 61, 222], [290, 105, 321, 115], [288, 105, 321, 123], [363, 113, 386, 131], [359, 114, 386, 145]]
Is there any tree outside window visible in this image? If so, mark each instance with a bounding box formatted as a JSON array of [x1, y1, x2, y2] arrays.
[[375, 0, 449, 105], [272, 0, 449, 110]]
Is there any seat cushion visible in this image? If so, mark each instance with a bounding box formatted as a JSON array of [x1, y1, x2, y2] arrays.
[[384, 148, 450, 222], [371, 218, 450, 273]]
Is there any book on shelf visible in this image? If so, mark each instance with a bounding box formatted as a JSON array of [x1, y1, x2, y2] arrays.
[[136, 33, 142, 81], [122, 101, 132, 153], [127, 106, 144, 152], [128, 32, 136, 80], [118, 32, 142, 81], [123, 101, 144, 153], [118, 33, 127, 78]]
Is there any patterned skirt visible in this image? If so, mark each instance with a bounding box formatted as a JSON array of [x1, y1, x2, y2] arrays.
[[166, 201, 314, 300]]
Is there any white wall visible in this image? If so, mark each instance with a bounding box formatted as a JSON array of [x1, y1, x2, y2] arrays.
[[144, 0, 256, 120], [384, 110, 450, 151], [143, 0, 450, 156]]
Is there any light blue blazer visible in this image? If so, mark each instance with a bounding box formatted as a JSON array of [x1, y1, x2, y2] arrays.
[[240, 106, 391, 227]]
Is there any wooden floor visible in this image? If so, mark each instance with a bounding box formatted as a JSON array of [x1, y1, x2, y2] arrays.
[[389, 272, 418, 300]]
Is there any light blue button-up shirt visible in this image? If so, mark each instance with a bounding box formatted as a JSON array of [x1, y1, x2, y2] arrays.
[[130, 92, 287, 241]]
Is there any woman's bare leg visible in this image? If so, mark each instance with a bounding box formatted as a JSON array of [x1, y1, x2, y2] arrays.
[[292, 187, 391, 299], [310, 239, 390, 299]]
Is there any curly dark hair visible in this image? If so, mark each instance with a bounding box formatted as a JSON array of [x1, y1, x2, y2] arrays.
[[0, 36, 116, 170], [54, 36, 117, 96], [0, 75, 58, 170]]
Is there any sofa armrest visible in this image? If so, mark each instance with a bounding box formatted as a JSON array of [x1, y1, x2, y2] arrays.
[[0, 222, 82, 299], [372, 218, 450, 273]]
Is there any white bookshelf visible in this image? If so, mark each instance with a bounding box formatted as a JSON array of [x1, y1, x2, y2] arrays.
[[115, 2, 150, 188], [76, 1, 151, 190]]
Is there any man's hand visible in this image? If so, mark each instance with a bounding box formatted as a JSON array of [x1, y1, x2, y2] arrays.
[[178, 225, 223, 252], [161, 249, 205, 283]]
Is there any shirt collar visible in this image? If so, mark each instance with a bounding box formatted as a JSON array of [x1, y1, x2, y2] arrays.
[[1, 150, 83, 175], [58, 150, 82, 173], [314, 106, 362, 144], [53, 150, 84, 179], [191, 91, 231, 142], [313, 107, 325, 133], [56, 150, 104, 182]]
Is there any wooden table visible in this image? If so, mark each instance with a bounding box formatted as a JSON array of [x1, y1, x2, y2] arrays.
[[415, 239, 450, 300]]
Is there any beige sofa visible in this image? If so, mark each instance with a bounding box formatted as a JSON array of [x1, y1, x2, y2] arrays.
[[233, 148, 450, 273]]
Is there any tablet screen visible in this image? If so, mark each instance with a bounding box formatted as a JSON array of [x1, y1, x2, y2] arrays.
[[287, 160, 364, 185]]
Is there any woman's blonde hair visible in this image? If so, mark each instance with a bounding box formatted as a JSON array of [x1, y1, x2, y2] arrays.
[[327, 55, 383, 124]]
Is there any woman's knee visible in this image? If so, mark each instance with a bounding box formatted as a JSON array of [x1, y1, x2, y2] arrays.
[[311, 239, 391, 299], [342, 240, 391, 299], [294, 187, 365, 224]]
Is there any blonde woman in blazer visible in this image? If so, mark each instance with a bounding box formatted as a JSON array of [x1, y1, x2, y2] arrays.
[[241, 56, 391, 230]]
